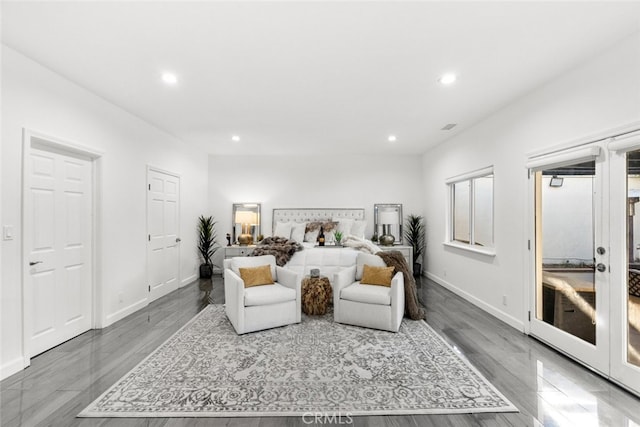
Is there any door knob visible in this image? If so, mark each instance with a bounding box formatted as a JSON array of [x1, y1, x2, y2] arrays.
[[596, 263, 607, 272], [29, 261, 42, 266], [597, 247, 606, 255], [176, 237, 181, 243]]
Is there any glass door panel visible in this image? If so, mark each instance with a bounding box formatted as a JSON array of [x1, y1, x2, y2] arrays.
[[535, 161, 597, 344], [627, 150, 640, 367]]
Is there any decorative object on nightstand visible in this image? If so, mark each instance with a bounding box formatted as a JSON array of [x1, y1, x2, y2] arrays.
[[235, 210, 258, 245], [197, 215, 219, 279], [404, 214, 425, 276], [302, 276, 332, 315], [226, 233, 231, 247], [378, 210, 398, 246]]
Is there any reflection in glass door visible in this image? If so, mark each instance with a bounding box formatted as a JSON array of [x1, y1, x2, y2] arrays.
[[535, 161, 597, 344], [626, 150, 640, 368]]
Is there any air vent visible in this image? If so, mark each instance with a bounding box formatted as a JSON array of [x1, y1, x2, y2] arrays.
[[441, 123, 457, 131]]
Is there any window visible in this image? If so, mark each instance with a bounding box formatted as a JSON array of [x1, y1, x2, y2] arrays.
[[446, 167, 494, 255]]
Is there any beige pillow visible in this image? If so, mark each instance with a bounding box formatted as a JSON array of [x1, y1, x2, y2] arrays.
[[360, 264, 394, 287], [239, 264, 274, 287]]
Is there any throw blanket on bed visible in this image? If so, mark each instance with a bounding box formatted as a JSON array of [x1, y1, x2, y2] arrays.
[[378, 251, 426, 320], [250, 237, 303, 266], [341, 234, 380, 254]]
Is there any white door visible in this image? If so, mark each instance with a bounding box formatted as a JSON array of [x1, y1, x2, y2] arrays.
[[147, 168, 180, 302], [25, 147, 93, 357], [608, 132, 640, 394], [529, 144, 610, 374]]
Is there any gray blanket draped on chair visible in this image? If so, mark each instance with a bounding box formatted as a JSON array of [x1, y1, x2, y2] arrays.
[[378, 250, 426, 320]]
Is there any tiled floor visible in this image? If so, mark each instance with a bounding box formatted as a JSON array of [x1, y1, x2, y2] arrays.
[[1, 276, 640, 426]]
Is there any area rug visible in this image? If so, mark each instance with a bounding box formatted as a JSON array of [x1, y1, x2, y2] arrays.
[[79, 305, 517, 417]]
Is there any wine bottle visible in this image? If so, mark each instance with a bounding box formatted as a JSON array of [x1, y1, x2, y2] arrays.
[[318, 226, 325, 246]]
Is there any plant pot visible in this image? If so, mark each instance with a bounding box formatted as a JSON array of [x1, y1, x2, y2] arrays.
[[199, 263, 213, 279], [413, 262, 421, 277]]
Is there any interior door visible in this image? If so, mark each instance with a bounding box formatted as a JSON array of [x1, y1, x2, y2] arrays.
[[529, 145, 610, 374], [147, 168, 180, 302], [25, 147, 93, 356]]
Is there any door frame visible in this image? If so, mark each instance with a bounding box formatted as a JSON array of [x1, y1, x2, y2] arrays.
[[146, 165, 182, 302], [21, 129, 103, 368]]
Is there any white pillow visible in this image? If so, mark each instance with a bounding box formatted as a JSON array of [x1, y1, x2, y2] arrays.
[[333, 218, 354, 236], [273, 221, 293, 239], [350, 220, 367, 239], [290, 222, 306, 243], [356, 252, 386, 280]]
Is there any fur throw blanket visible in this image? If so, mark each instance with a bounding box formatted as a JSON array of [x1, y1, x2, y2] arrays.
[[341, 234, 380, 254], [250, 236, 303, 266], [378, 251, 426, 320]]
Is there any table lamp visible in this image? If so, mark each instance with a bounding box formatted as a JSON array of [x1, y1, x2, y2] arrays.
[[378, 211, 399, 246], [235, 210, 257, 245]]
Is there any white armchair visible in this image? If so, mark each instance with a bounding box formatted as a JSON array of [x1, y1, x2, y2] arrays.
[[333, 253, 404, 332], [224, 255, 302, 334]]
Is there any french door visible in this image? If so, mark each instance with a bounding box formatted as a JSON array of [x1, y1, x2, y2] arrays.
[[529, 130, 640, 395]]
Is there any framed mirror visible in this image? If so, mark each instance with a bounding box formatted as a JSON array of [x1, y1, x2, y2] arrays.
[[232, 203, 261, 246], [374, 204, 403, 246]]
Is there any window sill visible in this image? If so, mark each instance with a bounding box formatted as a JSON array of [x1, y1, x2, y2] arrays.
[[443, 241, 496, 257]]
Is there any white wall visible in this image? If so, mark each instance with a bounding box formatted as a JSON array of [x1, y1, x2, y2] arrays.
[[208, 154, 425, 269], [422, 32, 640, 331], [1, 46, 209, 379]]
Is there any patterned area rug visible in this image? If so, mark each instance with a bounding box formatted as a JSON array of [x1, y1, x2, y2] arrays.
[[79, 305, 517, 417]]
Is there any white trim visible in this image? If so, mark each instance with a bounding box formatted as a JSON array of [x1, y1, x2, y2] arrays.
[[0, 357, 26, 381], [104, 297, 148, 328], [526, 120, 640, 159], [525, 146, 600, 171], [607, 130, 640, 153], [181, 274, 198, 288], [442, 241, 496, 257], [147, 164, 181, 179], [445, 165, 494, 184], [426, 272, 524, 332]]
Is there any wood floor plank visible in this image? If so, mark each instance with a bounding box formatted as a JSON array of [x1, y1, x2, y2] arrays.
[[2, 275, 640, 426]]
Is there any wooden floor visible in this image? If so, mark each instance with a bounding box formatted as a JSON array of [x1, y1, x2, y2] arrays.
[[3, 276, 640, 426]]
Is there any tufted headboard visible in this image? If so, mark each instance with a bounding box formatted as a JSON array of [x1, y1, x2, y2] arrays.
[[272, 208, 364, 231]]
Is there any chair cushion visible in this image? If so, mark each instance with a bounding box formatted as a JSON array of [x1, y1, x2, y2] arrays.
[[340, 282, 391, 306], [231, 255, 276, 279], [356, 252, 386, 280], [239, 264, 274, 287], [244, 283, 296, 307], [360, 265, 394, 287]]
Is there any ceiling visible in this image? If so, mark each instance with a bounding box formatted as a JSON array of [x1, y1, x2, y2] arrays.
[[2, 1, 640, 156]]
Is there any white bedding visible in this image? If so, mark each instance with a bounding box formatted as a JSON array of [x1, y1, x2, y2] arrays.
[[285, 245, 360, 279]]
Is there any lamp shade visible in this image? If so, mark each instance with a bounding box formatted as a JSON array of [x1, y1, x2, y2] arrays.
[[235, 210, 257, 225], [378, 211, 398, 225]]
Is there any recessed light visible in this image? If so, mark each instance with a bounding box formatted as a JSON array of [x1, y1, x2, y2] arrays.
[[231, 135, 240, 142], [161, 72, 178, 85], [439, 73, 457, 85], [388, 135, 397, 142]]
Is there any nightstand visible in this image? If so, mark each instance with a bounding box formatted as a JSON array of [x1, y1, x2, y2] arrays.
[[224, 245, 256, 258], [377, 244, 413, 273]]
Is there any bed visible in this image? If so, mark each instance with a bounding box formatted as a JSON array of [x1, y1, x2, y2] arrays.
[[270, 208, 368, 278]]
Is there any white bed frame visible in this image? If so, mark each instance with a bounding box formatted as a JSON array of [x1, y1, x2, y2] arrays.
[[272, 208, 364, 231]]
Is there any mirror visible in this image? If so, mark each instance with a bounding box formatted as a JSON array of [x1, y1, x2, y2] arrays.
[[374, 204, 403, 246], [232, 203, 261, 246]]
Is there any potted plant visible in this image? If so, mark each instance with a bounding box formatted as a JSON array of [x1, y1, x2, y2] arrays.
[[198, 215, 219, 278], [404, 214, 425, 276], [334, 230, 343, 245]]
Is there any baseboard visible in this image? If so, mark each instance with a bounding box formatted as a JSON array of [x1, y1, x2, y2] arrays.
[[181, 274, 198, 287], [104, 297, 148, 328], [425, 272, 525, 332], [1, 356, 26, 381]]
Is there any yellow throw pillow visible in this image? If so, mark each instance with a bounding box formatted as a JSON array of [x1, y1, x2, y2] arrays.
[[360, 264, 394, 287], [239, 264, 274, 287]]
